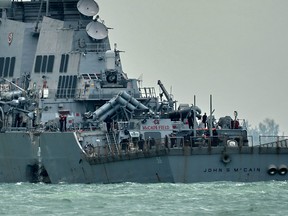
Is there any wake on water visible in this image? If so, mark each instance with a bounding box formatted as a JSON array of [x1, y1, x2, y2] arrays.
[[0, 181, 287, 215]]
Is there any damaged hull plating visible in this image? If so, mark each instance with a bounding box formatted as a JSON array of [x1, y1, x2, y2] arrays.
[[0, 132, 38, 183]]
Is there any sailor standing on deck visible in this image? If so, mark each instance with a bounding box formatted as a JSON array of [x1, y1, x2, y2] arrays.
[[59, 114, 67, 132], [202, 113, 207, 128], [187, 111, 194, 129], [138, 135, 145, 151]]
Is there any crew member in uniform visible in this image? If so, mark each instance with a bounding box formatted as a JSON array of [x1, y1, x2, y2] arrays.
[[59, 114, 67, 132]]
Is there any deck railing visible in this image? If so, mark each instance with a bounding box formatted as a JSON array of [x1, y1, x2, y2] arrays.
[[82, 134, 288, 165], [258, 136, 288, 148]]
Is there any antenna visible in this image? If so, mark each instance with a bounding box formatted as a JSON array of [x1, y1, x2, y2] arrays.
[[137, 74, 143, 88], [35, 0, 44, 33], [77, 0, 99, 17], [86, 21, 108, 40]]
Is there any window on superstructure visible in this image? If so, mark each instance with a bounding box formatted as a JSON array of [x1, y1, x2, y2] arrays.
[[0, 57, 16, 78], [56, 75, 77, 98], [0, 57, 4, 77], [41, 56, 47, 73], [34, 55, 55, 73], [9, 57, 16, 77], [35, 56, 42, 73], [82, 74, 89, 79], [47, 55, 54, 73], [3, 57, 10, 77], [59, 54, 69, 73], [89, 74, 98, 80]]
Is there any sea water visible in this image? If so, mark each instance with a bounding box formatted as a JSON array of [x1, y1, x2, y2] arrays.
[[0, 181, 287, 216]]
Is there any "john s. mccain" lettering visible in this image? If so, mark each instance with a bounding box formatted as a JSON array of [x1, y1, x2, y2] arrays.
[[203, 168, 261, 173]]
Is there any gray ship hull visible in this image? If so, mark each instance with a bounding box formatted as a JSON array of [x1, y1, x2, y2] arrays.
[[40, 132, 173, 183], [40, 132, 288, 183], [0, 132, 38, 183]]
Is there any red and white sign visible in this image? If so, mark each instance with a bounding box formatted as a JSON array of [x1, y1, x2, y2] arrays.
[[142, 125, 171, 130], [141, 119, 172, 131], [8, 32, 13, 46]]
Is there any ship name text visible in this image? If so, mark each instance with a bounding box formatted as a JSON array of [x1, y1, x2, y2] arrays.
[[203, 168, 261, 173], [141, 125, 171, 130]]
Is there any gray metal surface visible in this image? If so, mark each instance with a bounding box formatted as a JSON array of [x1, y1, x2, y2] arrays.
[[0, 132, 38, 183], [0, 0, 287, 183], [40, 132, 288, 183]]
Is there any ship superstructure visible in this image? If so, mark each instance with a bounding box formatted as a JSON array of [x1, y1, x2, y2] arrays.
[[0, 0, 157, 129]]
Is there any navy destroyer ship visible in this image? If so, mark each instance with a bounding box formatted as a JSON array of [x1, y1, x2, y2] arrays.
[[0, 0, 288, 183]]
